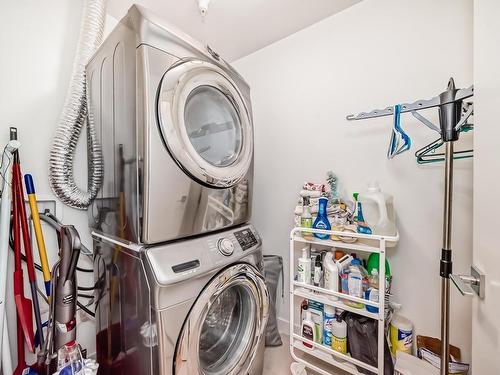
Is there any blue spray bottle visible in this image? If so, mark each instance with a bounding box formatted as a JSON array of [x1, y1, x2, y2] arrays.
[[356, 201, 372, 235], [313, 197, 331, 239]]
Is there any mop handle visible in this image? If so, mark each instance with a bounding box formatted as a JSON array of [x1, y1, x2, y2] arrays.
[[13, 316, 27, 375], [13, 163, 36, 282], [12, 167, 22, 272], [0, 140, 19, 375], [25, 174, 51, 296]]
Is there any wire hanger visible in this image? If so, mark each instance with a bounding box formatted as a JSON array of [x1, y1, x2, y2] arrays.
[[347, 78, 474, 164], [415, 122, 473, 164]]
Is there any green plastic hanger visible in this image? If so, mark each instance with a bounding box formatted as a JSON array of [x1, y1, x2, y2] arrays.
[[415, 124, 473, 164]]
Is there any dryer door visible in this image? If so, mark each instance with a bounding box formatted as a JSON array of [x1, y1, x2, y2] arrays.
[[174, 263, 269, 375], [157, 60, 253, 188]]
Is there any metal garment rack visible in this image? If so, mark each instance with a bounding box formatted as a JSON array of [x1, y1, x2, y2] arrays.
[[346, 78, 474, 375], [289, 227, 399, 375]]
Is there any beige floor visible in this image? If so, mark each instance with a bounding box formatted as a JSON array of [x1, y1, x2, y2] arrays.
[[263, 335, 294, 375]]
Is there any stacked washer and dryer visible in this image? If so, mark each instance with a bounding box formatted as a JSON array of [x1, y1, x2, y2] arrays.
[[86, 5, 269, 375]]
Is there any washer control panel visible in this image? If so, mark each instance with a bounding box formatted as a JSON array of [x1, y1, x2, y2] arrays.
[[234, 228, 258, 251], [217, 237, 235, 256]]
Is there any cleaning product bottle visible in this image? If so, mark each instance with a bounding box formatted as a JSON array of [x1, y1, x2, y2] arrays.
[[356, 200, 372, 235], [331, 313, 347, 354], [297, 247, 311, 285], [390, 315, 414, 356], [366, 253, 392, 315], [313, 255, 323, 287], [57, 341, 85, 374], [300, 299, 308, 322], [366, 253, 392, 286], [345, 258, 367, 309], [313, 197, 331, 240], [334, 250, 345, 261], [323, 252, 339, 300], [358, 182, 396, 236], [302, 310, 315, 348], [300, 196, 313, 240], [338, 254, 353, 302], [308, 300, 324, 344], [365, 269, 380, 313], [323, 305, 335, 347], [352, 192, 359, 222]]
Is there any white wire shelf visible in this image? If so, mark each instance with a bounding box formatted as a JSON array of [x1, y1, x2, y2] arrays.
[[291, 227, 399, 252], [293, 283, 380, 320], [291, 336, 375, 375], [290, 225, 396, 375]]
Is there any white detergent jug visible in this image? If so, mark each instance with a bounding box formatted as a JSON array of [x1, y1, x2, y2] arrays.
[[358, 182, 396, 236]]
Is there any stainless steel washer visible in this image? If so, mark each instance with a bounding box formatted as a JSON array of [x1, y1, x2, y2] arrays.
[[93, 224, 269, 375], [86, 5, 254, 244]]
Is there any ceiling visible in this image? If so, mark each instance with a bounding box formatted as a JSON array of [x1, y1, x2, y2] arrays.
[[107, 0, 362, 61]]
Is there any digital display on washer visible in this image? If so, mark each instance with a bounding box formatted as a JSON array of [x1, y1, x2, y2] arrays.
[[234, 229, 257, 250]]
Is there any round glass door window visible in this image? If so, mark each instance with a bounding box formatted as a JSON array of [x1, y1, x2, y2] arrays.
[[198, 283, 256, 374], [174, 264, 269, 375], [184, 85, 242, 168], [157, 61, 253, 188]]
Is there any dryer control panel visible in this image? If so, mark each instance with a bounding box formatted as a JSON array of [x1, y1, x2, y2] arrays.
[[234, 228, 258, 251], [217, 238, 235, 256]]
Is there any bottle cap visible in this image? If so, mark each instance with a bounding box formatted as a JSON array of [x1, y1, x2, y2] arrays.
[[334, 250, 345, 260], [352, 258, 361, 266], [302, 247, 309, 259], [324, 305, 335, 315]]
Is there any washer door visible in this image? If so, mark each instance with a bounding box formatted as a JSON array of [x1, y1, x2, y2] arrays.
[[174, 264, 269, 375], [157, 60, 253, 188]]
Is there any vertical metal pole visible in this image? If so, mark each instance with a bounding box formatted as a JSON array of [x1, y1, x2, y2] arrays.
[[290, 229, 296, 356], [378, 239, 386, 375], [440, 141, 454, 375]]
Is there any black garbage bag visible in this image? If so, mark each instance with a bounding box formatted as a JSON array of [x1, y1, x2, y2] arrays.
[[345, 313, 394, 375]]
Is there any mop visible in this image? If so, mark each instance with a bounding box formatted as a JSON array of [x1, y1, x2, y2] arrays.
[[13, 147, 45, 349], [0, 137, 20, 375], [12, 162, 35, 353], [25, 174, 51, 297]]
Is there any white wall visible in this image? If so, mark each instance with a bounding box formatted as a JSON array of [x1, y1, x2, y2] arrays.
[[234, 0, 473, 363], [472, 0, 500, 373], [0, 0, 118, 364], [0, 0, 475, 369]]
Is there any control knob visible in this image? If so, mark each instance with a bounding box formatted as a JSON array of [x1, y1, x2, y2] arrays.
[[217, 238, 234, 256]]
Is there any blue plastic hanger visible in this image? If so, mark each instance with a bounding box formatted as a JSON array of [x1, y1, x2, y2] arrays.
[[387, 104, 411, 159]]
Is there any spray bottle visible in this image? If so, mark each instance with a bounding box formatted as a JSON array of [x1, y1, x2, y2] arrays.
[[300, 197, 313, 240], [313, 197, 331, 239]]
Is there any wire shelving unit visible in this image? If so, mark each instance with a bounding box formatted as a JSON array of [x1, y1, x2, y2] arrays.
[[289, 227, 399, 375]]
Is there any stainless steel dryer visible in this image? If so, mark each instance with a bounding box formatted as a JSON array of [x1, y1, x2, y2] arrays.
[[86, 5, 254, 244], [93, 224, 269, 375]]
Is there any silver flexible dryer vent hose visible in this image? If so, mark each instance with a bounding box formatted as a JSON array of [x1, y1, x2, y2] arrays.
[[49, 0, 106, 209]]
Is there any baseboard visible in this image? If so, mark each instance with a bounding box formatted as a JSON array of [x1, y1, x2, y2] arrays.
[[277, 316, 289, 335], [278, 317, 301, 335]]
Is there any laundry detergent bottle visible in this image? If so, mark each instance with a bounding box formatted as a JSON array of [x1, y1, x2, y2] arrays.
[[313, 197, 331, 239], [358, 182, 396, 236]]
